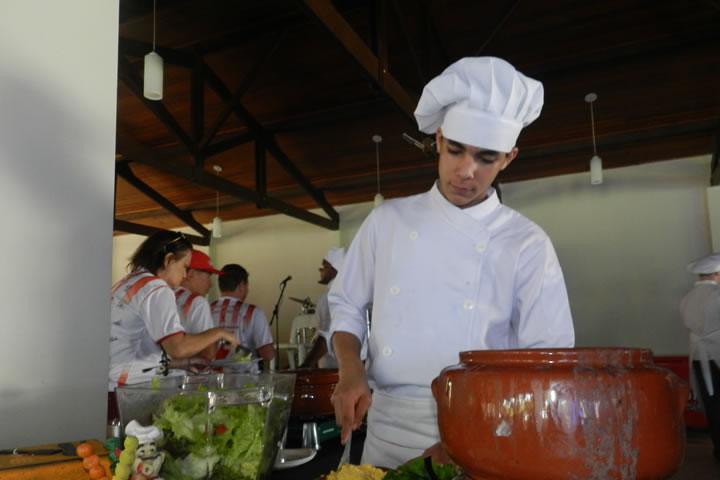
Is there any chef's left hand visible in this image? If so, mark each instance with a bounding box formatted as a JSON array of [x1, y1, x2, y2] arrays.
[[422, 442, 454, 465]]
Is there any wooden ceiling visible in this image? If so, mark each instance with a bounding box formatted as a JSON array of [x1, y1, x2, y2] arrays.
[[115, 0, 720, 240]]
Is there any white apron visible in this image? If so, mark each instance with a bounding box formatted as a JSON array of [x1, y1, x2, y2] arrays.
[[361, 390, 440, 469]]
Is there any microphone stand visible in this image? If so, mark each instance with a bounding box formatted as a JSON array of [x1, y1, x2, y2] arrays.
[[270, 279, 289, 370]]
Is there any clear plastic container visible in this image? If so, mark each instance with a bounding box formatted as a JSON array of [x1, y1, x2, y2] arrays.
[[117, 372, 295, 480]]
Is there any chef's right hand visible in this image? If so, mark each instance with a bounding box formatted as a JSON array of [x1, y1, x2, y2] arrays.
[[332, 361, 371, 444]]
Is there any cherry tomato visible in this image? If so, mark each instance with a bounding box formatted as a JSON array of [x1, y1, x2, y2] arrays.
[[75, 442, 94, 458], [82, 454, 100, 470], [88, 464, 105, 479]]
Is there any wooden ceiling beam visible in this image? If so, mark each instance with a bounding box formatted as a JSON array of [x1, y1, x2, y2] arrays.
[[193, 97, 391, 158], [118, 55, 202, 164], [474, 0, 521, 56], [199, 33, 285, 153], [114, 219, 210, 246], [302, 0, 418, 124], [200, 61, 340, 225], [118, 37, 194, 68], [526, 29, 720, 78], [390, 0, 427, 85], [117, 131, 339, 230], [116, 162, 211, 239]]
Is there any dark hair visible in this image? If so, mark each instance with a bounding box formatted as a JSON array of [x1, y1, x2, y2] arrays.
[[129, 231, 193, 275], [219, 264, 249, 292]]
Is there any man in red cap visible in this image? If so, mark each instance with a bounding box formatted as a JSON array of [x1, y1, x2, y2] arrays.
[[174, 250, 222, 359]]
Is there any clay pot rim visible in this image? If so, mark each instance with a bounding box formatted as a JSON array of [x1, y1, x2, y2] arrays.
[[458, 347, 653, 367]]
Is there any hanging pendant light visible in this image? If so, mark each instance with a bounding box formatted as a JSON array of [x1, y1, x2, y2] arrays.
[[373, 134, 384, 206], [212, 165, 223, 238], [143, 0, 164, 101], [585, 92, 603, 185]]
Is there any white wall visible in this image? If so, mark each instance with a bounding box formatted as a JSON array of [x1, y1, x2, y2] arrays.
[[503, 155, 711, 354], [0, 1, 119, 448]]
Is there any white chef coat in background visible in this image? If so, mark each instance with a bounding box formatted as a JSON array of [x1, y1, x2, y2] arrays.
[[328, 182, 574, 467], [680, 280, 720, 396], [109, 270, 186, 390]]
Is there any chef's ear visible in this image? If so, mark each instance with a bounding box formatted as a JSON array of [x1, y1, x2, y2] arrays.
[[501, 147, 519, 171], [163, 252, 174, 268]]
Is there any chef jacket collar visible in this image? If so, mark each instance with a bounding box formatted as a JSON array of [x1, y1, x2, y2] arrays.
[[696, 280, 719, 285], [430, 181, 500, 222]]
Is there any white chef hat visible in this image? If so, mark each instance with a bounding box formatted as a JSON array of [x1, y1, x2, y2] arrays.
[[324, 247, 345, 272], [414, 56, 544, 152], [125, 420, 164, 444], [687, 253, 720, 275]]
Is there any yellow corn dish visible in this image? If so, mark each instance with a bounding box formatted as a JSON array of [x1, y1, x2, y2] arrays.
[[325, 464, 386, 480]]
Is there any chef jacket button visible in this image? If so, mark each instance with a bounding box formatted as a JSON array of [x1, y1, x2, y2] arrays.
[[475, 242, 486, 253], [463, 300, 475, 310], [409, 231, 418, 240], [382, 347, 393, 356], [390, 286, 400, 295]]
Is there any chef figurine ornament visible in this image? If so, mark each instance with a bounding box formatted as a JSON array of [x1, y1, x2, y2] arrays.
[[125, 420, 166, 480]]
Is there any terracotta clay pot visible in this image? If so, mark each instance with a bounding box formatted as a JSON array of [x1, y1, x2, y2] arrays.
[[431, 348, 687, 480], [286, 368, 338, 418]]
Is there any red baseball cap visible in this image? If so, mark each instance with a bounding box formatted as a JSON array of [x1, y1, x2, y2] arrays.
[[189, 250, 222, 275]]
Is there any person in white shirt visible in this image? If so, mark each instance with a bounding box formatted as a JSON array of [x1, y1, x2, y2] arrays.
[[109, 231, 238, 390], [300, 247, 346, 369], [211, 264, 275, 370], [175, 250, 222, 360], [328, 57, 574, 468], [680, 253, 720, 460]]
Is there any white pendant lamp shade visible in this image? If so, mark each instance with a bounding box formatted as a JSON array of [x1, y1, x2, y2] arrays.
[[590, 155, 603, 185], [585, 92, 603, 186], [212, 216, 223, 238], [373, 134, 383, 206], [374, 192, 384, 207], [212, 165, 223, 238], [143, 51, 164, 101]]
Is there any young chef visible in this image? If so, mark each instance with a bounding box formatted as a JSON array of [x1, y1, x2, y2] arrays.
[[109, 231, 238, 390], [300, 247, 346, 368], [680, 253, 720, 460], [328, 57, 575, 468]]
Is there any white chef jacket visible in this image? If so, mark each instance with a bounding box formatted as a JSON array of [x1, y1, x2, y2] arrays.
[[328, 183, 574, 466], [174, 287, 214, 334], [109, 270, 186, 390], [316, 284, 338, 368], [210, 296, 274, 351], [680, 280, 720, 396], [329, 183, 574, 397]]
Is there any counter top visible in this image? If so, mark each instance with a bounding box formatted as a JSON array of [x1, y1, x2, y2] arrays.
[[270, 429, 366, 480]]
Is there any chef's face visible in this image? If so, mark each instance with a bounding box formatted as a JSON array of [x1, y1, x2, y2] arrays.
[[318, 260, 337, 285], [159, 250, 191, 288], [184, 269, 213, 296], [436, 129, 517, 208]]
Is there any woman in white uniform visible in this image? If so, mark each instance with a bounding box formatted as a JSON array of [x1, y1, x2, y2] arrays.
[[109, 231, 238, 390], [680, 253, 720, 460], [328, 57, 575, 468]]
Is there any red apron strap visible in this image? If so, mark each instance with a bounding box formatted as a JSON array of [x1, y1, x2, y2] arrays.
[[111, 270, 143, 297], [123, 276, 161, 303], [243, 304, 256, 326], [182, 293, 198, 318], [230, 301, 244, 328], [218, 299, 231, 327]]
